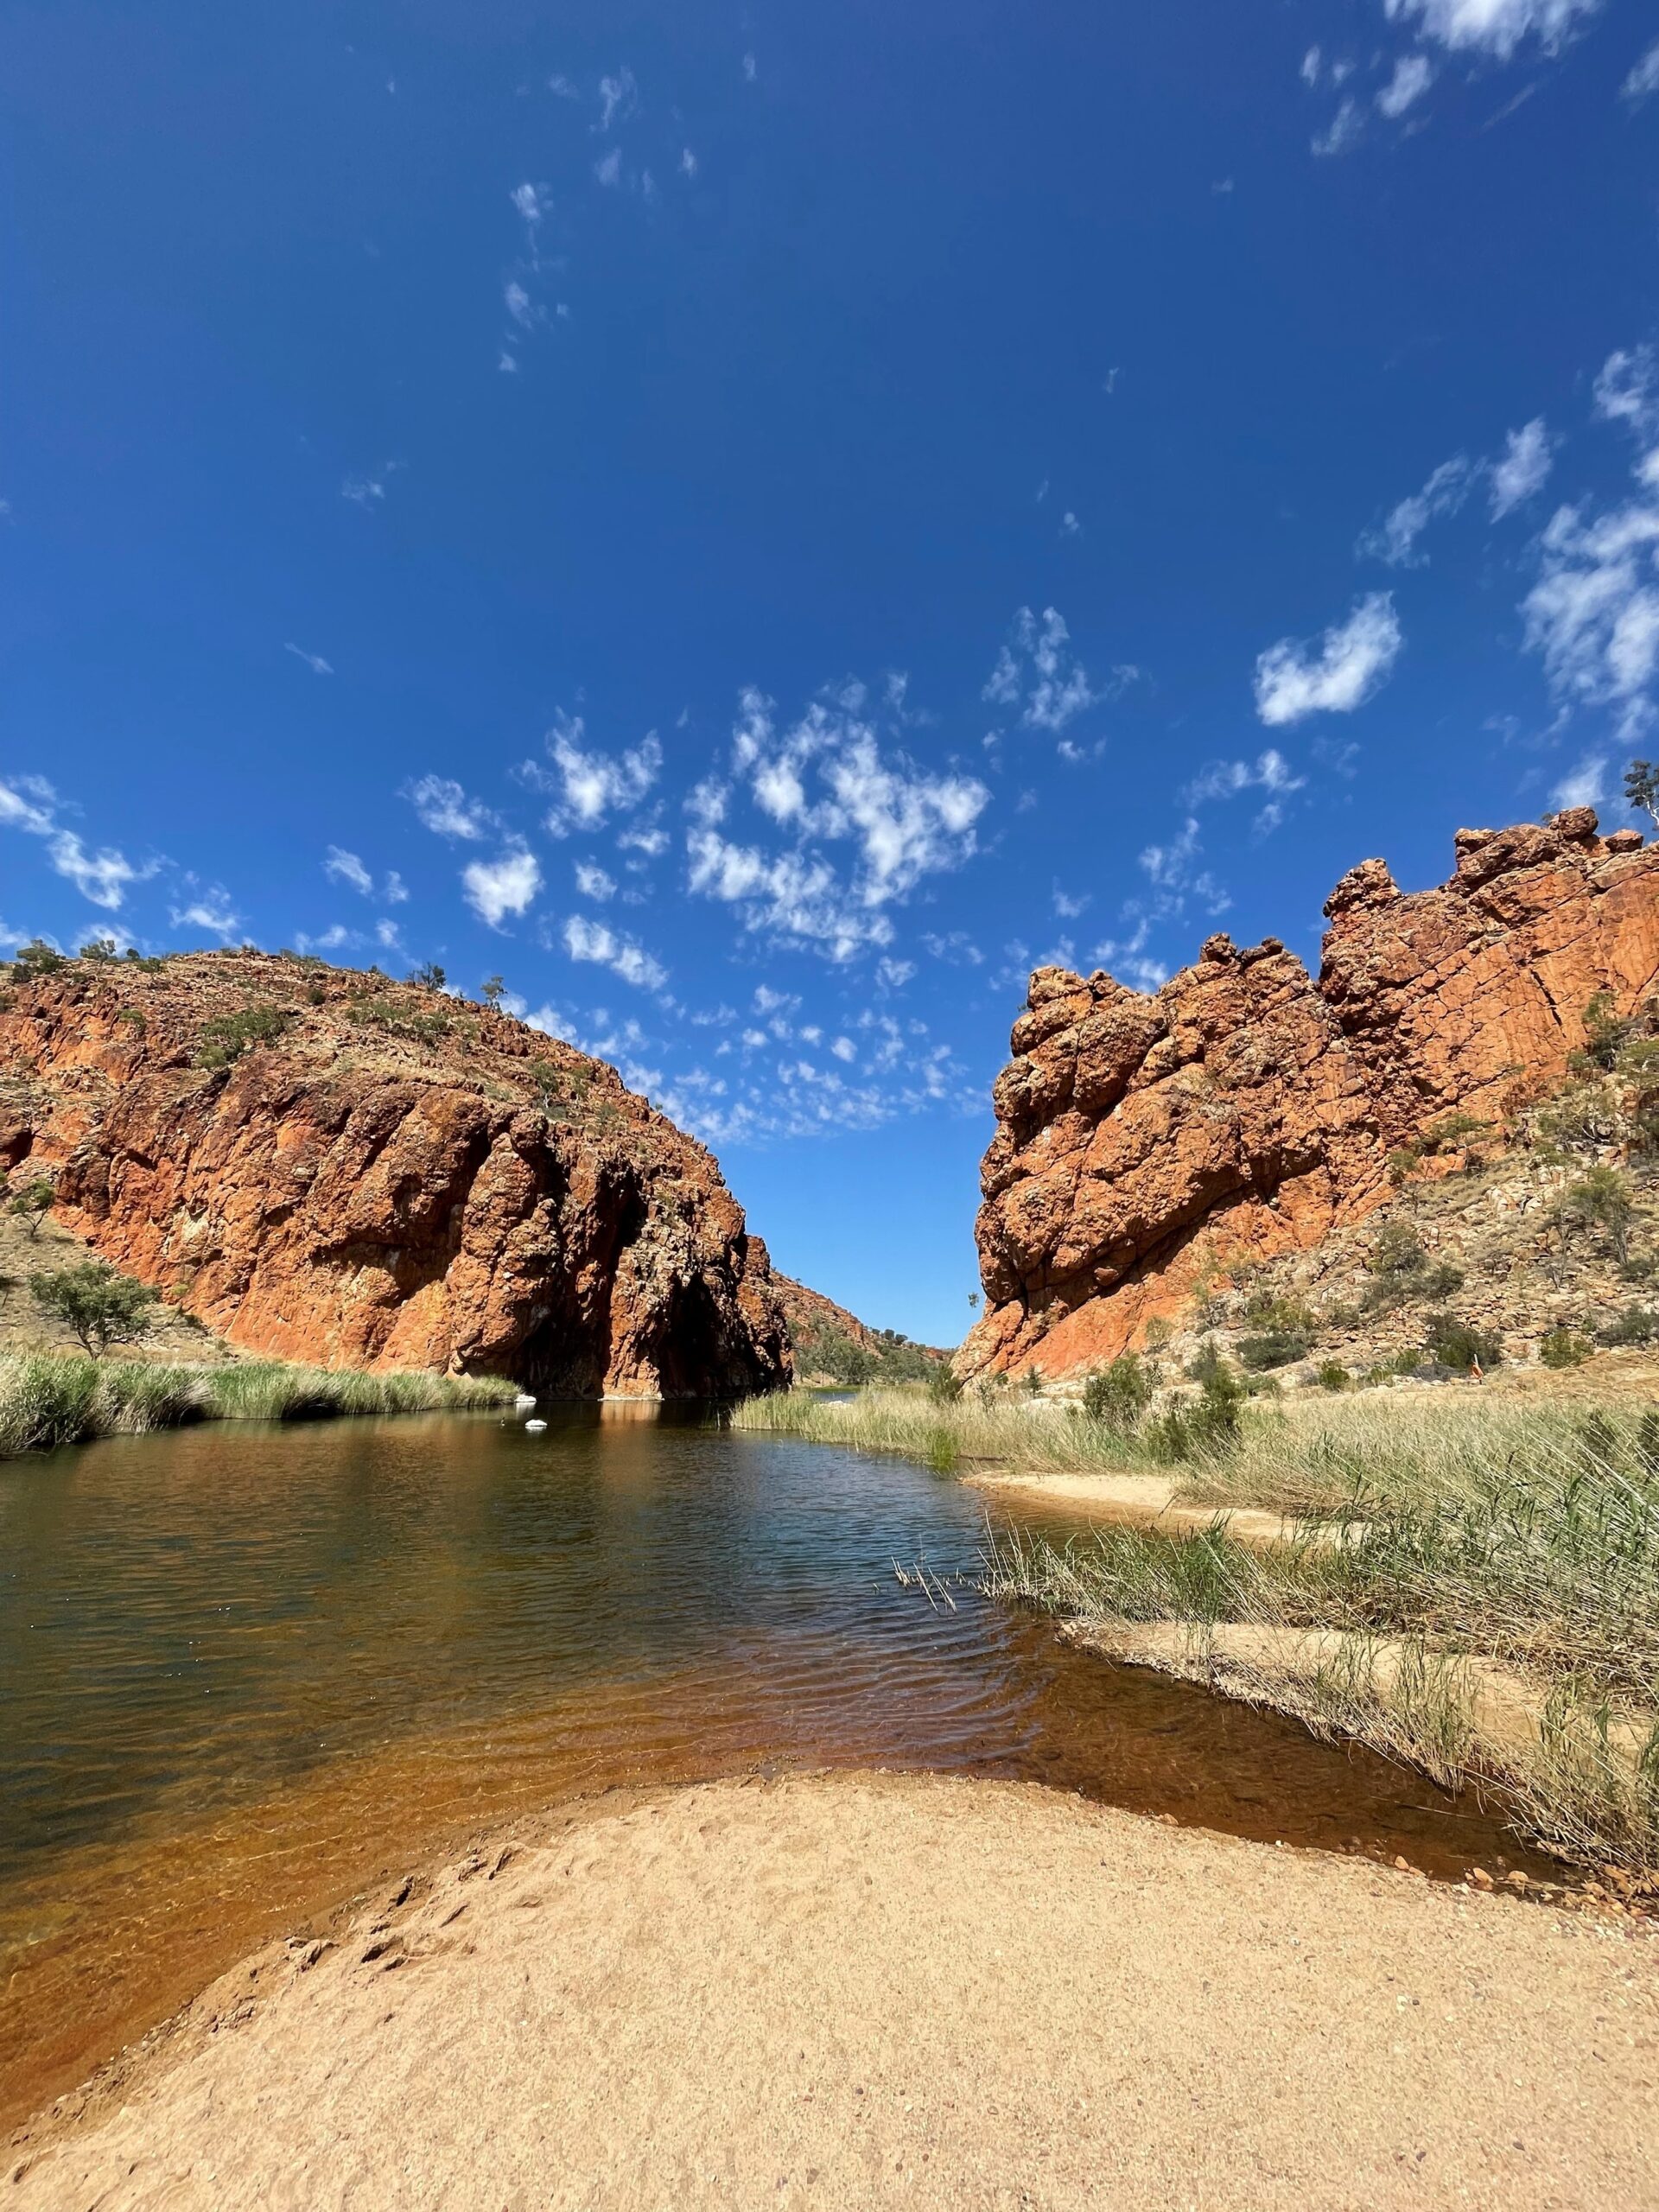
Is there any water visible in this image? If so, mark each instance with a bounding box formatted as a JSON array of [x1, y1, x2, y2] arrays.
[[0, 1407, 1541, 2126]]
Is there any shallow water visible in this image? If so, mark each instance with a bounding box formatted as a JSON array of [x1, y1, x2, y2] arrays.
[[0, 1407, 1542, 2126]]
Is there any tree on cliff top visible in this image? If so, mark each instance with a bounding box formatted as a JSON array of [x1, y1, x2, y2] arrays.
[[1625, 760, 1659, 833]]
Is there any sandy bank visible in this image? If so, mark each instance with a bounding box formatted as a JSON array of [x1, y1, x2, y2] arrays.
[[10, 1772, 1656, 2211], [968, 1465, 1337, 1546]]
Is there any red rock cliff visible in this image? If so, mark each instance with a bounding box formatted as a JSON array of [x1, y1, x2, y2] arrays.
[[961, 809, 1659, 1382], [0, 951, 789, 1399]]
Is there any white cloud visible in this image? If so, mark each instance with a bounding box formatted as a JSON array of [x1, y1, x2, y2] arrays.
[[562, 913, 667, 990], [1357, 456, 1472, 564], [1522, 455, 1659, 740], [49, 833, 144, 911], [1490, 417, 1557, 517], [1377, 53, 1436, 115], [596, 66, 636, 131], [1184, 748, 1306, 805], [1301, 45, 1324, 85], [1312, 99, 1364, 156], [463, 846, 543, 929], [296, 925, 355, 953], [594, 148, 622, 188], [1623, 39, 1659, 102], [407, 775, 497, 842], [830, 1036, 857, 1063], [0, 776, 155, 910], [575, 861, 616, 900], [1549, 753, 1611, 809], [284, 642, 334, 676], [384, 871, 408, 906], [1053, 886, 1091, 918], [1060, 511, 1081, 537], [324, 846, 373, 896], [742, 52, 758, 80], [0, 775, 56, 837], [340, 473, 386, 507], [617, 820, 670, 858], [982, 607, 1102, 734], [1255, 594, 1403, 724], [170, 887, 240, 940], [375, 918, 404, 951], [511, 181, 549, 229], [505, 281, 534, 327], [540, 715, 662, 834], [680, 147, 698, 177], [1594, 346, 1658, 439], [1382, 0, 1602, 60]]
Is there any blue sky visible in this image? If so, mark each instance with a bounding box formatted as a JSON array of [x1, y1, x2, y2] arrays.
[[3, 1, 1658, 1344]]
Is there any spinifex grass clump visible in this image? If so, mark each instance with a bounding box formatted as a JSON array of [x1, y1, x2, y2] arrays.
[[0, 1353, 517, 1460]]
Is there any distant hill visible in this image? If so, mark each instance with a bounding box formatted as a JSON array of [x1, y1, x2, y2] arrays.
[[772, 1271, 950, 1386]]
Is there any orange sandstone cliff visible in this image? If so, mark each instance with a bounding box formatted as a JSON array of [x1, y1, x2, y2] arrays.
[[959, 808, 1659, 1382], [0, 951, 789, 1399]]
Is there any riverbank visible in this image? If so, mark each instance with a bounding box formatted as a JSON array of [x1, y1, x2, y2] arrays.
[[0, 1351, 518, 1459], [736, 1383, 1659, 1877], [10, 1770, 1655, 2210]]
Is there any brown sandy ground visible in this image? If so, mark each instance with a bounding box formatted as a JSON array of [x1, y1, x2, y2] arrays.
[[9, 1771, 1656, 2212]]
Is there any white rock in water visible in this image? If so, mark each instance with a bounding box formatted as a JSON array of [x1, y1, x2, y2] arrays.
[[513, 1393, 537, 1413], [524, 1418, 548, 1433]]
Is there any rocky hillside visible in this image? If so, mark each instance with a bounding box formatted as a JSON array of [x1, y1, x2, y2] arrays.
[[961, 807, 1659, 1383], [0, 950, 789, 1399], [765, 1266, 948, 1384]]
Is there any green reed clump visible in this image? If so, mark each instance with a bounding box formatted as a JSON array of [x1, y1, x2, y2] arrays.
[[0, 1353, 517, 1460]]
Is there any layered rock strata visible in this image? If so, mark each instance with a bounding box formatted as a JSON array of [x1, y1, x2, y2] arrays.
[[0, 952, 789, 1398], [961, 809, 1659, 1381]]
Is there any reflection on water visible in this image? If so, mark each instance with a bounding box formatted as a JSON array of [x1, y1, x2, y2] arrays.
[[0, 1406, 1538, 2126]]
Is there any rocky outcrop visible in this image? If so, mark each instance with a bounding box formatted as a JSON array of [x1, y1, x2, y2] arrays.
[[0, 952, 790, 1398], [962, 809, 1659, 1381], [768, 1270, 882, 1355]]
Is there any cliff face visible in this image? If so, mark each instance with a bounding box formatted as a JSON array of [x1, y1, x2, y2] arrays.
[[962, 809, 1659, 1382], [768, 1270, 882, 1355], [0, 952, 790, 1399]]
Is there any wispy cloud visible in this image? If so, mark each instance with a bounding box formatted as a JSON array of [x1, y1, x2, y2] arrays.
[[324, 846, 373, 897], [463, 847, 543, 929], [1490, 418, 1557, 517], [1549, 753, 1611, 810], [1593, 346, 1658, 439], [1522, 441, 1659, 742], [0, 774, 157, 910], [575, 861, 616, 900], [982, 607, 1110, 735], [284, 642, 334, 676], [406, 775, 498, 842], [1623, 38, 1659, 103], [562, 912, 666, 989], [1255, 594, 1402, 724], [170, 885, 241, 940], [1376, 53, 1435, 116], [535, 715, 662, 835], [1311, 98, 1365, 156], [686, 683, 988, 962], [595, 66, 636, 132], [1357, 457, 1473, 565], [1382, 0, 1603, 62]]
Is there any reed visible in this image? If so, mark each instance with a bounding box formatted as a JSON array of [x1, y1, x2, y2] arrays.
[[0, 1352, 518, 1460]]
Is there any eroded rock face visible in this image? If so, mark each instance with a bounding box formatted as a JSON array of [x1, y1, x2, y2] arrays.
[[962, 811, 1659, 1381], [0, 953, 789, 1398]]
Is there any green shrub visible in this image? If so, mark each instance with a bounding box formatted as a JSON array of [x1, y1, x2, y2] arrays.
[[196, 1002, 291, 1069], [1422, 1312, 1502, 1374], [6, 1178, 55, 1241], [1597, 1304, 1659, 1348], [1082, 1353, 1154, 1431], [927, 1362, 964, 1406], [1185, 1338, 1225, 1386], [1420, 1261, 1465, 1298], [1237, 1331, 1308, 1373], [1540, 1327, 1592, 1370], [1315, 1359, 1351, 1392], [1145, 1369, 1243, 1462], [407, 961, 448, 992]]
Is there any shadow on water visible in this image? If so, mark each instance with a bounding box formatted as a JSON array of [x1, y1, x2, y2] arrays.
[[0, 1403, 1547, 2126]]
